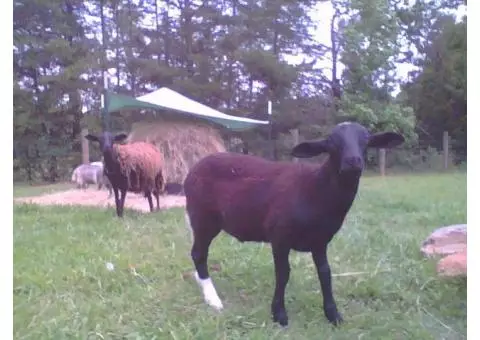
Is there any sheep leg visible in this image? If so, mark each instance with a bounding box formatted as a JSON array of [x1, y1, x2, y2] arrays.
[[271, 246, 291, 327], [112, 187, 122, 217], [188, 216, 223, 311], [191, 239, 223, 310], [312, 248, 343, 325], [153, 190, 160, 210], [144, 191, 154, 212], [118, 188, 127, 217], [154, 174, 162, 210]]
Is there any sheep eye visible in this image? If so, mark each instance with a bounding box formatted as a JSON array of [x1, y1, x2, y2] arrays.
[[328, 137, 340, 148], [360, 134, 369, 146]]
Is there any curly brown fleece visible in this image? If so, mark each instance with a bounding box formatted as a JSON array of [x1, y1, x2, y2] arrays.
[[113, 142, 165, 194]]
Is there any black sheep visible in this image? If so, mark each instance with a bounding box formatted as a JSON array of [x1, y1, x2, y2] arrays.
[[183, 122, 405, 326]]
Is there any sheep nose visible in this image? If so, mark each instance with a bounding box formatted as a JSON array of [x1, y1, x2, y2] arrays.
[[342, 156, 364, 172], [348, 156, 363, 167]]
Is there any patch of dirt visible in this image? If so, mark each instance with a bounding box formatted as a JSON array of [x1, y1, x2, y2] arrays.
[[14, 187, 186, 213]]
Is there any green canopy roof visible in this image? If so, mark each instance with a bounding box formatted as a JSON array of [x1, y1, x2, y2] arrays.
[[104, 87, 270, 131]]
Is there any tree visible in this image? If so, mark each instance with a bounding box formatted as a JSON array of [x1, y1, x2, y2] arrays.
[[337, 0, 417, 143], [401, 15, 466, 160], [14, 0, 103, 181]]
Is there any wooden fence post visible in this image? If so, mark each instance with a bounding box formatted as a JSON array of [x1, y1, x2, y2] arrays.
[[443, 131, 449, 170], [291, 128, 299, 163], [379, 148, 386, 177], [81, 128, 89, 164]]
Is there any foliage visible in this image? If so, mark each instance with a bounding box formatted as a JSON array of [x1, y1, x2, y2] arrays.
[[336, 0, 417, 143], [340, 92, 417, 145], [400, 15, 466, 162]]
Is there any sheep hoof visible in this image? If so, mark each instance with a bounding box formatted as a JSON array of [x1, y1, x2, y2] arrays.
[[325, 306, 343, 326], [193, 271, 224, 311], [206, 297, 224, 311], [272, 310, 289, 327]]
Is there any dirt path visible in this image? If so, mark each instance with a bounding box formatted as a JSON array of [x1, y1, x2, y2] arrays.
[[14, 188, 186, 213]]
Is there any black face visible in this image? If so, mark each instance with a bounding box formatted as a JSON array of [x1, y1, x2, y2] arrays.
[[84, 132, 128, 154], [291, 122, 405, 175], [327, 123, 369, 174]]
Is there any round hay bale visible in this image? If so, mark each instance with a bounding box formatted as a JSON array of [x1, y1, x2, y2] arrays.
[[127, 120, 226, 183]]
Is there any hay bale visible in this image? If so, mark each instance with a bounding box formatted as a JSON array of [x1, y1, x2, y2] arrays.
[[127, 119, 226, 183]]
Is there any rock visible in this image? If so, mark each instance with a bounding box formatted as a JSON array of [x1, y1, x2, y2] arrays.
[[421, 224, 467, 277], [421, 224, 467, 258], [437, 250, 467, 277]]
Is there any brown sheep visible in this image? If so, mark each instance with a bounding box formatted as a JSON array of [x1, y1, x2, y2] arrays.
[[85, 131, 165, 217]]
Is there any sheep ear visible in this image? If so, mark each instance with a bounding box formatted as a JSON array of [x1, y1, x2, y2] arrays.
[[367, 132, 405, 149], [85, 134, 99, 143], [291, 140, 329, 158], [114, 133, 128, 142]]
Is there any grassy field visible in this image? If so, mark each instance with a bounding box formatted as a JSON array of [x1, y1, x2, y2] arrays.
[[13, 173, 467, 340]]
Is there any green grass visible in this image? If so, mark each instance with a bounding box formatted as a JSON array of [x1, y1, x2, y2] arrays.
[[13, 173, 467, 339]]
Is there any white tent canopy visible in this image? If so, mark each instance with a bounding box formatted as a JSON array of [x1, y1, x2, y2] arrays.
[[105, 87, 269, 131]]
